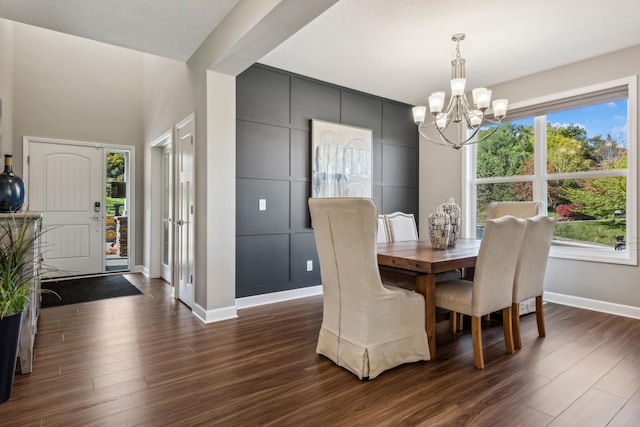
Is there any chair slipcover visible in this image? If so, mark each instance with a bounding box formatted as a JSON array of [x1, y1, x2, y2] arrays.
[[487, 201, 540, 220], [486, 201, 541, 315], [435, 216, 526, 368], [384, 212, 419, 242], [309, 197, 429, 379], [512, 215, 555, 348]]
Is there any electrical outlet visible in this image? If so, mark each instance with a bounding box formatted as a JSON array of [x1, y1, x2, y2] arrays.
[[259, 199, 266, 211], [306, 260, 313, 271]]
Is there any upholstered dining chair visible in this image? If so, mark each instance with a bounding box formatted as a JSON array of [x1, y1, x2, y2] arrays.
[[435, 216, 526, 369], [512, 215, 555, 349], [484, 200, 541, 318], [377, 214, 390, 243], [384, 212, 419, 242], [309, 197, 429, 379], [486, 201, 540, 221]]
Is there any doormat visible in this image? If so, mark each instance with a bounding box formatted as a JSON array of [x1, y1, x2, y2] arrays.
[[41, 275, 142, 308]]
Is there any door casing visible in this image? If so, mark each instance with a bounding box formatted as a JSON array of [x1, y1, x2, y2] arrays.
[[23, 136, 136, 277]]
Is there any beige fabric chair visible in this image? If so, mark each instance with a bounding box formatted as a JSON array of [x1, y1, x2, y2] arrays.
[[384, 212, 418, 242], [377, 215, 390, 243], [435, 216, 526, 369], [309, 197, 430, 379], [487, 201, 540, 220], [486, 201, 541, 316], [512, 215, 555, 349]]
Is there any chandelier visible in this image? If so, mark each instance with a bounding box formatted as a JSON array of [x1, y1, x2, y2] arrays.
[[412, 33, 509, 150]]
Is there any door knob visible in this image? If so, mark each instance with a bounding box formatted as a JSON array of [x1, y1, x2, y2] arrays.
[[176, 219, 184, 226]]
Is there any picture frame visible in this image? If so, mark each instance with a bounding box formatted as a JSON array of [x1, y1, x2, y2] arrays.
[[311, 119, 373, 198]]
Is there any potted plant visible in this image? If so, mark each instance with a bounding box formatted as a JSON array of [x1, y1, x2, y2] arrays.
[[0, 212, 52, 403]]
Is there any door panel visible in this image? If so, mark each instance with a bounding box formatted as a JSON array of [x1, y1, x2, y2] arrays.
[[177, 119, 195, 308], [28, 142, 104, 276], [161, 144, 172, 282]]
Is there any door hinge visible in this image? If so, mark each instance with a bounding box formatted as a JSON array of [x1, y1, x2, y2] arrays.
[[190, 205, 194, 215], [190, 274, 193, 284]]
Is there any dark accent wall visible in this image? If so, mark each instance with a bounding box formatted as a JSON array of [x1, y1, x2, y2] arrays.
[[236, 64, 418, 298]]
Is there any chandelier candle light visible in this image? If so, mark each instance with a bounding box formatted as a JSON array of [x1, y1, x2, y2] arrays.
[[412, 33, 509, 149]]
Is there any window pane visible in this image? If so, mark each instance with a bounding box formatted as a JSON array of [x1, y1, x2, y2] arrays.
[[549, 177, 626, 250], [546, 100, 628, 173], [476, 118, 534, 178], [475, 181, 533, 238]]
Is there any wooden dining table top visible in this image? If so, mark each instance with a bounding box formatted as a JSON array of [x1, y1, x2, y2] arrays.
[[376, 238, 481, 274]]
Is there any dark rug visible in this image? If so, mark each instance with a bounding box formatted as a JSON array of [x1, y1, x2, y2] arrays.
[[41, 275, 142, 308]]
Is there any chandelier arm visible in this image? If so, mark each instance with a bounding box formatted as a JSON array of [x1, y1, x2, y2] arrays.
[[417, 123, 458, 147]]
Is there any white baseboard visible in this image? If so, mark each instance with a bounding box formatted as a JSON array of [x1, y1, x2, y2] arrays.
[[139, 265, 150, 277], [189, 286, 322, 324], [192, 302, 238, 324], [236, 285, 323, 310], [545, 291, 640, 320]]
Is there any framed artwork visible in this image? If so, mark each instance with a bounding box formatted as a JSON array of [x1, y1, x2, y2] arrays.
[[311, 119, 373, 198]]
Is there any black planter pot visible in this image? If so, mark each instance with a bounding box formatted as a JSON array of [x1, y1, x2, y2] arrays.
[[0, 311, 22, 404]]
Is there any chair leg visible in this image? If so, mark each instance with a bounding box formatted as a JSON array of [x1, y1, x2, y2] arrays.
[[512, 302, 522, 349], [471, 316, 484, 369], [457, 312, 464, 331], [503, 306, 514, 354], [450, 311, 457, 333], [484, 314, 491, 322], [536, 296, 546, 337]]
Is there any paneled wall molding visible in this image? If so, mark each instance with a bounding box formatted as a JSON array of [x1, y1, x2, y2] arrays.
[[236, 64, 418, 298]]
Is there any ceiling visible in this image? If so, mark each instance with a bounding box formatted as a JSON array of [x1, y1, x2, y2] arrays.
[[1, 0, 640, 106]]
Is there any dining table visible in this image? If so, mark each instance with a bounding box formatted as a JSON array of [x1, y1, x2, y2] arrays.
[[376, 238, 481, 358]]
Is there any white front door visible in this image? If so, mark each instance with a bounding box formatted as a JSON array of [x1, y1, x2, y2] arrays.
[[27, 141, 104, 276], [160, 143, 172, 283], [176, 117, 195, 308]]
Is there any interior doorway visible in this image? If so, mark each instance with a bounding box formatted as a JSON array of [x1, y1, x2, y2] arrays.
[[160, 143, 173, 282]]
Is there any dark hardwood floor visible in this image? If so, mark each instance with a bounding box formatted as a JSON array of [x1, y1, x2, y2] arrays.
[[1, 273, 640, 426]]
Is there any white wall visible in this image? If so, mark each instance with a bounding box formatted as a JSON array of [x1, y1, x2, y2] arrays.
[[0, 19, 14, 157], [12, 22, 145, 265]]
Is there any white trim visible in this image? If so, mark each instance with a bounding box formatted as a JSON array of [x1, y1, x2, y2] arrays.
[[148, 129, 173, 281], [140, 265, 150, 277], [131, 264, 144, 274], [464, 76, 637, 266], [545, 291, 640, 320], [192, 302, 238, 324], [236, 285, 323, 310], [507, 76, 635, 112]]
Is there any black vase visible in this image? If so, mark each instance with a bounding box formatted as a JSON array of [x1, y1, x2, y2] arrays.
[[0, 311, 23, 404], [0, 155, 25, 212]]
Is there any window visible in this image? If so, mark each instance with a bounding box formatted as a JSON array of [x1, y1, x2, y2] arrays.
[[464, 77, 637, 264]]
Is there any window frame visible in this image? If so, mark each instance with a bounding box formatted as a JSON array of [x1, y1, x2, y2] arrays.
[[463, 76, 637, 265]]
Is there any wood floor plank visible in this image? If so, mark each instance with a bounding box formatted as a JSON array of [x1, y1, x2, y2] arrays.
[[524, 350, 621, 417], [549, 388, 626, 426], [0, 273, 639, 426]]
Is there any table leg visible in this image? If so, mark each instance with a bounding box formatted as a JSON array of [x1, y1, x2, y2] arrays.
[[416, 274, 436, 359]]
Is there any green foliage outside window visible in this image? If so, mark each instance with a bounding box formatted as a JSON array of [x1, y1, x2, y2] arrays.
[[475, 114, 627, 248], [106, 152, 126, 216]]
